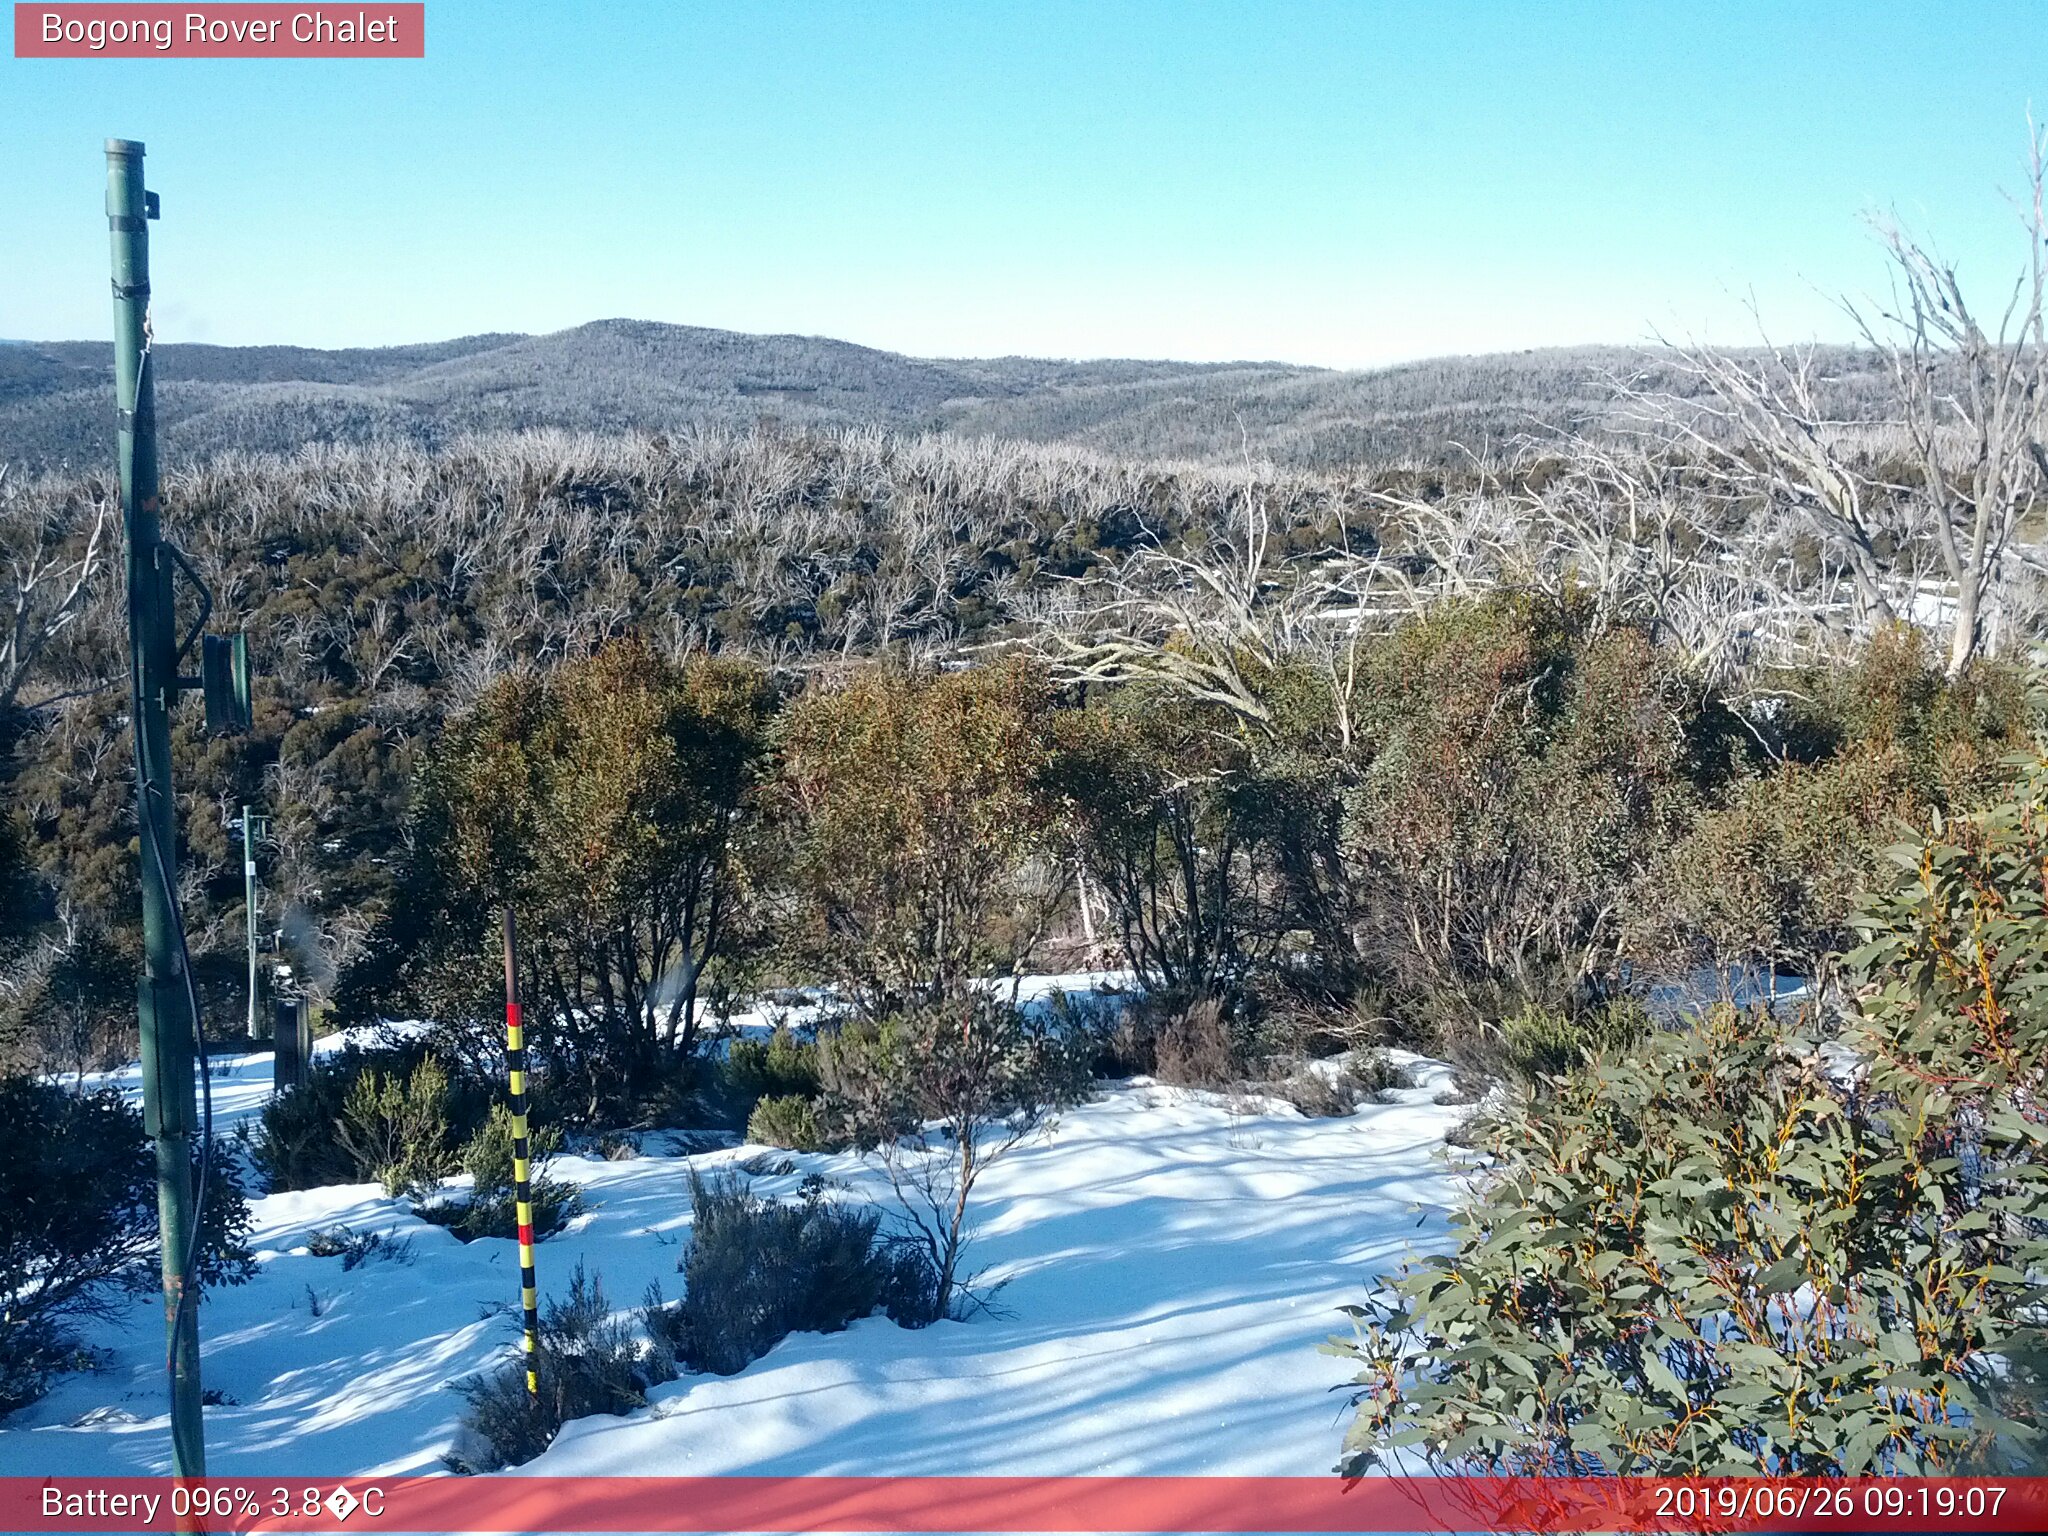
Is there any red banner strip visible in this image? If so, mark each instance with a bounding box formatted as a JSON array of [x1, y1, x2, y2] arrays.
[[6, 1476, 2047, 1533], [13, 5, 424, 58]]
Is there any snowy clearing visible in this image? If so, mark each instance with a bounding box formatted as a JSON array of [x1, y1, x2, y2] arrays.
[[0, 1030, 1472, 1479]]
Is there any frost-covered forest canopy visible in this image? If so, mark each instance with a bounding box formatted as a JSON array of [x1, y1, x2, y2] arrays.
[[1, 154, 2045, 1478]]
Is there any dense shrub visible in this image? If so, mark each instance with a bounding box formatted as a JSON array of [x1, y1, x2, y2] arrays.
[[362, 644, 776, 1125], [0, 926, 132, 1078], [722, 1025, 821, 1129], [776, 661, 1067, 1015], [337, 1057, 460, 1197], [450, 1265, 654, 1472], [667, 1173, 936, 1376], [1052, 687, 1278, 1008], [0, 1078, 254, 1417], [1335, 978, 2039, 1474], [1496, 997, 1649, 1084], [1148, 996, 1254, 1088], [255, 1043, 490, 1193], [745, 1093, 825, 1152], [1637, 632, 2031, 988], [725, 1025, 820, 1093], [419, 1105, 583, 1242], [1339, 595, 1737, 1035], [253, 1063, 361, 1191]]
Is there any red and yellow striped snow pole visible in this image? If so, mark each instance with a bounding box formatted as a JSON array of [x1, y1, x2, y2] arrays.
[[502, 908, 541, 1401]]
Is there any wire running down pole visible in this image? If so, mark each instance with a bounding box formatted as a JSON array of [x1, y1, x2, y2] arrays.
[[106, 136, 208, 1479], [502, 908, 542, 1400], [243, 804, 260, 1039]]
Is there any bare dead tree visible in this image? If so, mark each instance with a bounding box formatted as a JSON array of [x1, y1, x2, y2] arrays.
[[1647, 122, 2048, 676], [1034, 478, 1351, 732], [0, 470, 113, 714], [1856, 122, 2048, 674]]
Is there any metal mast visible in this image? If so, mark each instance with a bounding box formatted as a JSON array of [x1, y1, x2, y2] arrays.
[[107, 137, 206, 1478]]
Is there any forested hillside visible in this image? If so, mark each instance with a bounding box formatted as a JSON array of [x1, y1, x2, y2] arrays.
[[0, 321, 1901, 471]]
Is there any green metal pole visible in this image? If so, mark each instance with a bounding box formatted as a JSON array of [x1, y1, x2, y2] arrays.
[[244, 805, 259, 1040], [107, 137, 207, 1480]]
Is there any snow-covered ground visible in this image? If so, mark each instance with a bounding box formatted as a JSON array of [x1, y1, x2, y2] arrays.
[[0, 1019, 1472, 1480]]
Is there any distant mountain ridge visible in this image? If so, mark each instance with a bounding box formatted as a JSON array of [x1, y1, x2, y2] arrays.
[[0, 318, 1894, 471]]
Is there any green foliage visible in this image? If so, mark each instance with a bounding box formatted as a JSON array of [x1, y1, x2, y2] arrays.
[[254, 1042, 493, 1194], [419, 1104, 583, 1243], [668, 1172, 937, 1377], [254, 1062, 360, 1191], [722, 1024, 821, 1129], [450, 1264, 654, 1472], [0, 1077, 253, 1417], [1497, 998, 1650, 1084], [1333, 752, 2048, 1479], [1848, 751, 2048, 1073], [1640, 631, 2031, 984], [777, 660, 1066, 1015], [1340, 594, 1732, 1034], [336, 1057, 459, 1197], [1051, 687, 1276, 1007], [0, 926, 132, 1077], [363, 642, 775, 1124], [745, 1093, 825, 1153]]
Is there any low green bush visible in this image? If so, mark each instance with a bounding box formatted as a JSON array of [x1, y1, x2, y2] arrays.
[[338, 1057, 461, 1197], [724, 1025, 820, 1103], [255, 1043, 490, 1194], [1332, 996, 2045, 1474], [253, 1063, 360, 1192], [418, 1104, 583, 1243], [745, 1093, 825, 1152], [1497, 997, 1650, 1083]]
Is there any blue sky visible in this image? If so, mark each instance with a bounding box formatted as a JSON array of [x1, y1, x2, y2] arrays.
[[2, 1, 2042, 366]]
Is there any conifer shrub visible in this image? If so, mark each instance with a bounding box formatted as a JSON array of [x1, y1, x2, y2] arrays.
[[722, 1024, 825, 1143], [724, 1025, 821, 1102], [253, 1060, 362, 1191], [449, 1265, 654, 1472], [255, 1043, 490, 1193], [1496, 997, 1650, 1084]]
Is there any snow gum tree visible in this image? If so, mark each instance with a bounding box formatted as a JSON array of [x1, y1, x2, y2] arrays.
[[364, 640, 775, 1122], [780, 660, 1086, 1315]]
